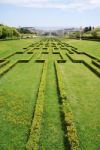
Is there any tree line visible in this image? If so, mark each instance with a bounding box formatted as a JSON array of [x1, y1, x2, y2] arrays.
[[0, 24, 20, 39], [68, 26, 100, 40]]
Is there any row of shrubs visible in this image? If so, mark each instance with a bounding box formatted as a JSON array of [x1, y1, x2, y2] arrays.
[[92, 60, 100, 69], [60, 52, 67, 60], [4, 52, 16, 59], [66, 53, 100, 78], [71, 47, 100, 62], [83, 61, 100, 78], [0, 51, 34, 76], [55, 61, 80, 150], [26, 60, 48, 150], [0, 60, 10, 69], [0, 61, 17, 77], [66, 53, 82, 63]]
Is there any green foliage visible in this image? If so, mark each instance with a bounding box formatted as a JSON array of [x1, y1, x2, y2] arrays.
[[13, 28, 20, 37], [18, 27, 32, 34], [83, 26, 92, 33], [69, 31, 82, 39], [91, 30, 98, 38], [0, 25, 20, 39], [0, 27, 2, 37], [68, 26, 100, 39]]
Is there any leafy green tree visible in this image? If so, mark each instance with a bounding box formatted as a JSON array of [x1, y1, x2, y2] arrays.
[[0, 26, 2, 38], [2, 26, 8, 38], [13, 28, 20, 37], [84, 26, 92, 33], [0, 25, 20, 39], [91, 31, 97, 38]]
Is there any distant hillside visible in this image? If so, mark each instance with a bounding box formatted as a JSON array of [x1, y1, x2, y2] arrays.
[[17, 27, 37, 34]]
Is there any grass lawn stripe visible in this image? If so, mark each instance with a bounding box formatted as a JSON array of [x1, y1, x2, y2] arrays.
[[0, 61, 43, 150]]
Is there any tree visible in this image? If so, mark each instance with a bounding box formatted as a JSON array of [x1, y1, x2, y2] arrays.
[[88, 26, 92, 31], [84, 26, 92, 33], [6, 28, 13, 37], [2, 27, 8, 38], [0, 25, 20, 39], [0, 27, 2, 38], [91, 31, 97, 38], [13, 28, 20, 37]]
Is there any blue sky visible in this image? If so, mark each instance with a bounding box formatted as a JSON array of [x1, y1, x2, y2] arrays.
[[0, 0, 100, 27]]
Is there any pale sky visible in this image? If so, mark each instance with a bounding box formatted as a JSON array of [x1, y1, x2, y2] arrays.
[[0, 0, 100, 27]]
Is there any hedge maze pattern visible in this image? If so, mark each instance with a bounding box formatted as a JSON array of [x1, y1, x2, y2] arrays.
[[0, 38, 100, 78], [0, 38, 100, 150]]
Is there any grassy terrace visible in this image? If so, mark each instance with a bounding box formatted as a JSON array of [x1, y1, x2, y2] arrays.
[[0, 39, 40, 58], [0, 38, 100, 150], [0, 60, 43, 149], [62, 39, 100, 58], [59, 61, 100, 150], [39, 53, 66, 150]]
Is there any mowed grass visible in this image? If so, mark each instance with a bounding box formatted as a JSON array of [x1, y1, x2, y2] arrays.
[[0, 61, 43, 150], [63, 39, 100, 58], [60, 62, 100, 150], [0, 39, 39, 58], [0, 38, 100, 150], [39, 54, 65, 150]]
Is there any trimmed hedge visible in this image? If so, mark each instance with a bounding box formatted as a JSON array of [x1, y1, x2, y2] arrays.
[[17, 54, 34, 63], [84, 52, 99, 60], [57, 60, 66, 63], [52, 51, 60, 54], [26, 60, 48, 150], [69, 52, 74, 54], [0, 59, 5, 63], [35, 52, 42, 60], [66, 48, 74, 54], [60, 52, 67, 60], [18, 60, 29, 63], [66, 53, 100, 78], [71, 49, 100, 61], [92, 60, 100, 69], [55, 61, 80, 150], [0, 61, 17, 77], [4, 52, 16, 59], [83, 61, 100, 78], [42, 48, 47, 50], [27, 52, 34, 54], [42, 52, 49, 54], [16, 51, 24, 54], [71, 49, 80, 54], [66, 53, 83, 63], [0, 60, 10, 68], [35, 60, 45, 63]]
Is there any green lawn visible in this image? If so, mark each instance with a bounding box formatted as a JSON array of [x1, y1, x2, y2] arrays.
[[62, 39, 100, 58], [60, 62, 100, 150], [39, 53, 65, 150], [0, 38, 100, 150], [0, 61, 43, 149], [0, 39, 39, 58]]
